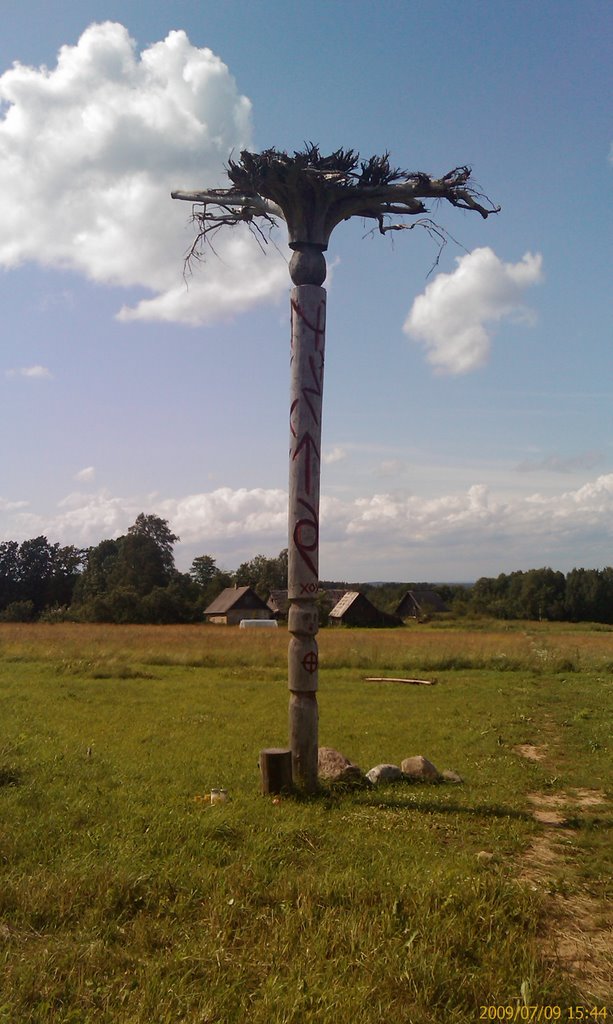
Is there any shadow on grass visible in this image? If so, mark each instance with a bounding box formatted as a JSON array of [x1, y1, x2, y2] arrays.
[[0, 765, 22, 787], [365, 798, 613, 830], [362, 796, 534, 821], [288, 787, 613, 830]]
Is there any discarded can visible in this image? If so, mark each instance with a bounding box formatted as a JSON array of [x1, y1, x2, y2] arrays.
[[210, 788, 228, 804]]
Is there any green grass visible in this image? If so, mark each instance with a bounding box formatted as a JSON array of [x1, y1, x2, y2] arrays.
[[0, 623, 611, 1022]]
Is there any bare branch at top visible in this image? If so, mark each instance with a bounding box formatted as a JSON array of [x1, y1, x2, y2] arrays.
[[172, 144, 500, 270]]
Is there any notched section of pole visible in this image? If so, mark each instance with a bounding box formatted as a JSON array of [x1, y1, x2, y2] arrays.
[[287, 245, 326, 793]]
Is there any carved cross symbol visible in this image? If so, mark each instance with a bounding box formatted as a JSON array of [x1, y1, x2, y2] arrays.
[[302, 651, 318, 674]]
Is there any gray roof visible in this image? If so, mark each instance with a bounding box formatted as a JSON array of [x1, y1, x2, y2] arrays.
[[204, 586, 269, 615], [396, 590, 448, 615], [329, 591, 361, 618], [268, 588, 349, 614], [267, 590, 289, 613]]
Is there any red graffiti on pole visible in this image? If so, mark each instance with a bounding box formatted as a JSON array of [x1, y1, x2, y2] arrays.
[[291, 296, 326, 351], [289, 398, 299, 439], [293, 497, 319, 576], [293, 430, 320, 496], [290, 294, 325, 584]]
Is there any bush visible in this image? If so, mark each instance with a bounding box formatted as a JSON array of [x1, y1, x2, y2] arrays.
[[38, 604, 75, 624], [0, 600, 36, 622]]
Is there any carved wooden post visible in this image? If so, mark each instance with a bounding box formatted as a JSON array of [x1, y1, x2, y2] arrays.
[[287, 245, 326, 792], [171, 147, 499, 798]]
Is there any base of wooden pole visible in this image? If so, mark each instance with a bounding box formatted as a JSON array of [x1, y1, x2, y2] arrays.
[[289, 691, 319, 793], [259, 748, 293, 795]]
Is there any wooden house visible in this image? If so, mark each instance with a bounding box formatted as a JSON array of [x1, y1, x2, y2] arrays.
[[328, 591, 402, 628], [395, 589, 448, 620], [204, 586, 273, 626], [267, 590, 290, 618], [267, 588, 349, 620]]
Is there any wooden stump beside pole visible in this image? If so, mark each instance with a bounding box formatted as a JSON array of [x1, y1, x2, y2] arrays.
[[259, 748, 293, 795]]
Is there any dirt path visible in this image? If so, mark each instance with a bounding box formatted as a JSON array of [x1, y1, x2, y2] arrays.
[[515, 741, 612, 1003]]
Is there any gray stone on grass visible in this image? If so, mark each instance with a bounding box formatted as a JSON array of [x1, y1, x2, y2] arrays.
[[441, 769, 464, 784], [318, 747, 365, 786], [400, 755, 441, 781], [366, 764, 403, 785]]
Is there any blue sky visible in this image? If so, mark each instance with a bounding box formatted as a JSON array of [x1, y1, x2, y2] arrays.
[[1, 0, 611, 581]]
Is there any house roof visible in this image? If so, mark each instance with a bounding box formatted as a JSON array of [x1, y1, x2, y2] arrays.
[[329, 591, 362, 618], [268, 589, 289, 613], [329, 590, 403, 627], [204, 586, 269, 615], [267, 588, 349, 615], [396, 590, 448, 614], [325, 589, 350, 608]]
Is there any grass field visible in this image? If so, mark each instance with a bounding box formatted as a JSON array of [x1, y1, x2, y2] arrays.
[[0, 621, 611, 1023]]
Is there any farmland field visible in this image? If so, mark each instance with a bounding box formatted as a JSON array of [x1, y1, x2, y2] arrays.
[[0, 621, 611, 1023]]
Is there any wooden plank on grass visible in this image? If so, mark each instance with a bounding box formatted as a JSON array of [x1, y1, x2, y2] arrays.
[[364, 677, 436, 686]]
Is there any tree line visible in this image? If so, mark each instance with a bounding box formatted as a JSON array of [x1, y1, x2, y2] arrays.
[[362, 568, 613, 624], [1, 516, 612, 624], [458, 566, 613, 623], [0, 514, 287, 624]]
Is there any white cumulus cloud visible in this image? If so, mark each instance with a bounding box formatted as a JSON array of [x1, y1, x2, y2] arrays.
[[0, 22, 288, 325], [5, 365, 53, 379], [160, 488, 288, 543], [4, 474, 613, 578], [74, 466, 96, 482], [0, 497, 29, 512], [404, 247, 544, 374], [323, 446, 348, 465]]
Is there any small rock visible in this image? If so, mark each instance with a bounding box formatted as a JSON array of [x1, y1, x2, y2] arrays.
[[476, 850, 494, 862], [441, 769, 464, 784], [366, 764, 403, 785], [400, 755, 441, 781], [318, 747, 365, 786]]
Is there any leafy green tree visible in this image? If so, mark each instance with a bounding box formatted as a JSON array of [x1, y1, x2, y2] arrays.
[[235, 549, 288, 599], [0, 537, 84, 615], [564, 568, 613, 623], [72, 539, 120, 606], [469, 569, 565, 621], [74, 515, 180, 621], [100, 585, 145, 624], [0, 600, 36, 622], [47, 545, 84, 608], [0, 541, 20, 610], [109, 533, 168, 595], [189, 554, 234, 609], [141, 575, 203, 624], [17, 536, 56, 612], [515, 568, 565, 621], [470, 573, 512, 618], [127, 514, 179, 578], [189, 555, 220, 588]]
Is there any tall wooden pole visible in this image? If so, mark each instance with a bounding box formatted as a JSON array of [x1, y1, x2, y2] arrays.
[[287, 245, 326, 792], [171, 148, 499, 797]]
